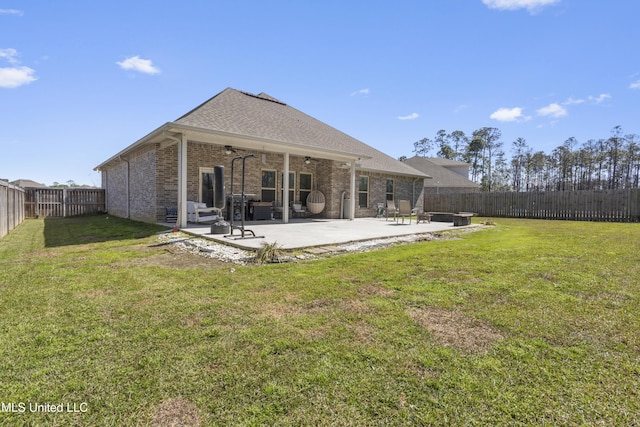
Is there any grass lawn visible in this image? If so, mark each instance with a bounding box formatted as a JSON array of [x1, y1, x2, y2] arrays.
[[0, 215, 638, 426]]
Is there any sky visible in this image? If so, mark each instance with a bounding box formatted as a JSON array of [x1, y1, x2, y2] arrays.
[[1, 0, 639, 186]]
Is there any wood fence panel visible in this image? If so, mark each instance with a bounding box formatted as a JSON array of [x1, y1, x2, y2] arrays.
[[23, 188, 105, 218], [424, 189, 640, 222]]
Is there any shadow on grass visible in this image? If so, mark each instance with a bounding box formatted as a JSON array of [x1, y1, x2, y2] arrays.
[[44, 214, 169, 248]]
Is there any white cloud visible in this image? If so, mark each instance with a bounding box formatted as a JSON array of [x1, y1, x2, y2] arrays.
[[490, 107, 526, 122], [588, 93, 611, 104], [0, 9, 23, 16], [0, 48, 37, 88], [350, 88, 369, 96], [397, 113, 419, 120], [631, 80, 640, 90], [116, 55, 160, 75], [562, 93, 610, 105], [563, 97, 585, 105], [0, 48, 19, 65], [0, 66, 37, 88], [537, 102, 567, 118], [482, 0, 560, 13]]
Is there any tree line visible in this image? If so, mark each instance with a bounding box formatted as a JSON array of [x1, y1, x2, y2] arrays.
[[406, 125, 640, 192]]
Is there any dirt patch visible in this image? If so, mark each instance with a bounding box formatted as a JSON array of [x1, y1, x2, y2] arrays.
[[259, 302, 305, 320], [151, 398, 201, 427], [407, 307, 504, 353]]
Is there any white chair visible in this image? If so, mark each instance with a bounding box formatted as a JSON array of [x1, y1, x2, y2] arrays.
[[186, 201, 220, 223], [290, 202, 307, 218]]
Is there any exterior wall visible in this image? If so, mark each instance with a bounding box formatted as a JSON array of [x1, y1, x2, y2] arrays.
[[103, 162, 128, 219], [354, 172, 424, 218], [156, 142, 336, 220], [150, 141, 427, 221], [156, 143, 178, 222], [128, 146, 157, 222], [101, 145, 157, 223], [443, 165, 471, 179]]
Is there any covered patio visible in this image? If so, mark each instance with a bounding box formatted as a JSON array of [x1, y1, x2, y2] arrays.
[[175, 217, 470, 250]]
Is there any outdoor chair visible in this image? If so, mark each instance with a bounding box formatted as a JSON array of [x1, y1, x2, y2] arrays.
[[187, 201, 221, 223], [165, 207, 178, 224], [271, 201, 284, 219], [386, 200, 398, 221], [290, 201, 307, 218], [397, 199, 412, 224]]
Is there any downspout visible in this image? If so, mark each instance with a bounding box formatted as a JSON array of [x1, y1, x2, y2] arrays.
[[119, 155, 130, 219], [340, 191, 346, 219], [412, 178, 419, 209]]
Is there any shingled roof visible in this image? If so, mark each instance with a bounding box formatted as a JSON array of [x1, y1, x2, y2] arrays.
[[403, 156, 479, 188], [173, 88, 427, 178]]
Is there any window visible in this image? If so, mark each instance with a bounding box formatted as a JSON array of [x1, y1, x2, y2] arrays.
[[386, 179, 394, 201], [261, 170, 277, 202], [358, 176, 369, 208], [280, 171, 295, 204], [299, 173, 312, 206], [199, 167, 214, 206]]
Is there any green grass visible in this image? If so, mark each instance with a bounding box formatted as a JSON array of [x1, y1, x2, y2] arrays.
[[0, 215, 639, 426]]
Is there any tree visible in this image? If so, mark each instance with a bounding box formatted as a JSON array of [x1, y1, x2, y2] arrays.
[[472, 127, 503, 191], [511, 137, 530, 191], [434, 129, 455, 159], [607, 126, 625, 189], [413, 138, 434, 157], [449, 130, 468, 161], [464, 135, 485, 184]]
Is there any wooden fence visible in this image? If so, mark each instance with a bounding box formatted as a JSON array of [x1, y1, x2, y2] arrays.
[[0, 181, 25, 239], [24, 188, 106, 218], [424, 189, 640, 222]]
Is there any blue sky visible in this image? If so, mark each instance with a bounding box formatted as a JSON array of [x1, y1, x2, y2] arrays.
[[1, 0, 638, 186]]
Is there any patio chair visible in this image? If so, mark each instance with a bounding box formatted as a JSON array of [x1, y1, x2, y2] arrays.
[[165, 207, 178, 224], [386, 200, 398, 221], [397, 200, 412, 224], [187, 201, 221, 223], [290, 201, 307, 218]]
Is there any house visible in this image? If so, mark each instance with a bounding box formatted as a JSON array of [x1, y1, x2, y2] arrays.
[[402, 156, 480, 196], [95, 88, 429, 227], [9, 179, 48, 189]]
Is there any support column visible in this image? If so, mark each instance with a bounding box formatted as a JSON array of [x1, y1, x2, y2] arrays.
[[350, 161, 357, 220], [283, 152, 290, 223], [177, 134, 188, 228]]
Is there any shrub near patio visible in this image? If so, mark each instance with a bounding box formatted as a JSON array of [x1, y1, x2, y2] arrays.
[[0, 215, 638, 426]]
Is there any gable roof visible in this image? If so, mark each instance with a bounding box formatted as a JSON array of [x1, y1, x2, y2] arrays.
[[10, 179, 48, 188], [403, 156, 479, 188], [424, 158, 471, 168], [174, 88, 426, 177], [96, 88, 426, 178]]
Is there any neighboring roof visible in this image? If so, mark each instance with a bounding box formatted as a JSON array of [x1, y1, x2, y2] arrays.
[[403, 156, 479, 188], [425, 158, 471, 168], [10, 179, 48, 188], [97, 88, 427, 178]]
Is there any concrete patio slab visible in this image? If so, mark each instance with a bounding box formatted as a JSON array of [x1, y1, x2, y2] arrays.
[[178, 217, 467, 250]]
